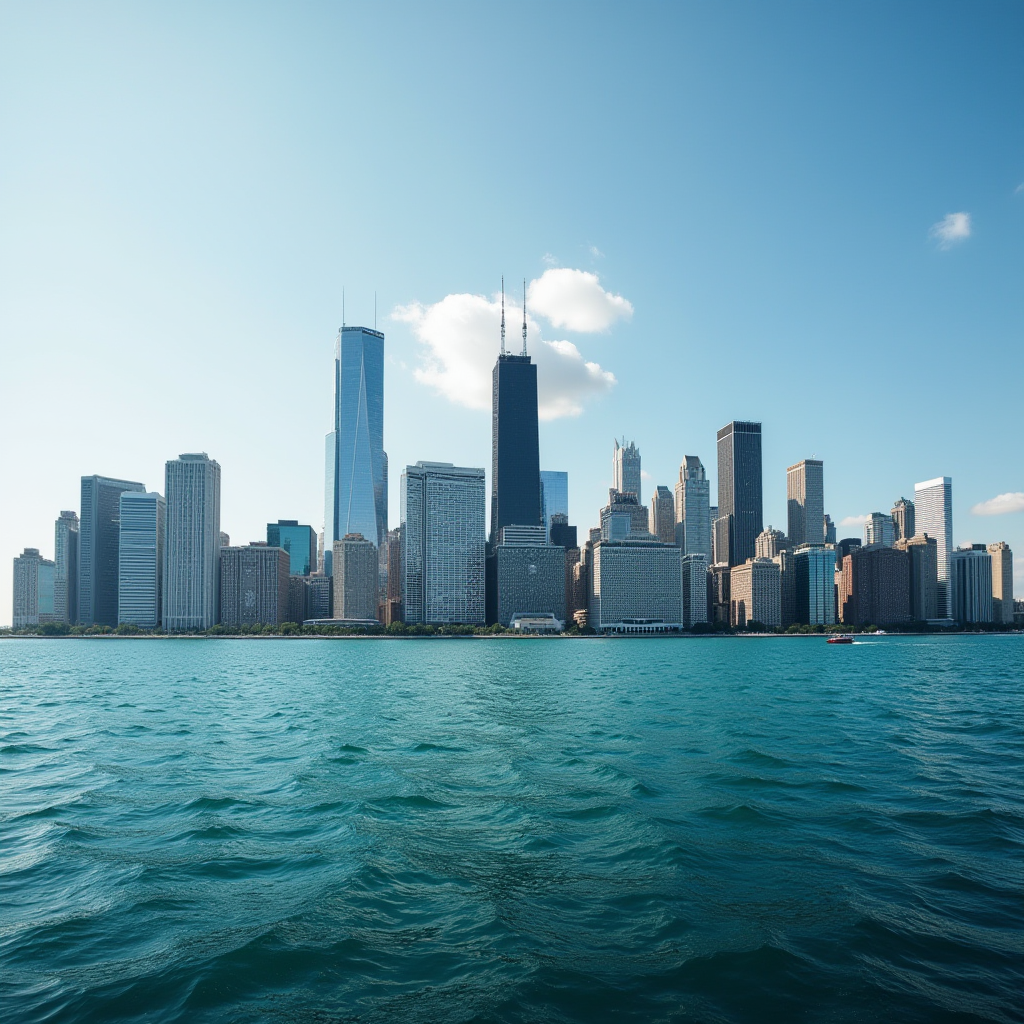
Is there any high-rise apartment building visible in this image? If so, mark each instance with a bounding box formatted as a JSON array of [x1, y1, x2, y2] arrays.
[[219, 544, 290, 627], [12, 548, 56, 628], [383, 527, 403, 624], [717, 421, 763, 566], [675, 456, 711, 557], [864, 513, 895, 548], [895, 534, 939, 621], [729, 558, 781, 629], [402, 462, 486, 625], [540, 471, 569, 543], [325, 326, 387, 575], [650, 485, 676, 545], [755, 527, 788, 559], [163, 453, 221, 631], [495, 526, 566, 627], [78, 475, 146, 627], [118, 492, 165, 628], [988, 542, 1014, 625], [53, 511, 79, 625], [332, 533, 379, 621], [589, 537, 682, 632], [266, 521, 317, 576], [891, 498, 915, 543], [950, 546, 993, 624], [839, 546, 910, 627], [914, 477, 953, 618], [786, 459, 824, 547], [612, 439, 642, 502], [792, 545, 837, 626], [681, 552, 709, 628], [490, 293, 541, 548]]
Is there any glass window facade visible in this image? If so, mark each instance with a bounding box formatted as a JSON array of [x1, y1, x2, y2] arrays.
[[267, 521, 316, 576]]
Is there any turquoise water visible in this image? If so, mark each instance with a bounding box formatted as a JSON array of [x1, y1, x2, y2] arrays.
[[1, 635, 1022, 1023]]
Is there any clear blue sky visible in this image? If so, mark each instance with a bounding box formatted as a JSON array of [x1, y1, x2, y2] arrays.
[[1, 1, 1022, 625]]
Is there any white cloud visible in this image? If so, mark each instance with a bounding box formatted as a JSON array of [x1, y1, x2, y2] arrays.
[[589, 245, 604, 258], [526, 268, 633, 333], [542, 252, 558, 266], [970, 492, 1024, 516], [840, 514, 870, 528], [392, 289, 616, 421], [929, 211, 971, 249]]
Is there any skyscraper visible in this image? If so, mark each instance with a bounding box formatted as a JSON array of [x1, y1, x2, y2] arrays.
[[649, 485, 676, 545], [839, 546, 911, 627], [219, 544, 290, 628], [78, 475, 146, 627], [729, 559, 782, 629], [13, 548, 56, 628], [402, 462, 486, 625], [950, 546, 993, 624], [612, 439, 642, 501], [163, 453, 221, 631], [53, 510, 79, 625], [895, 534, 939, 621], [891, 498, 915, 543], [675, 456, 711, 557], [988, 542, 1014, 625], [266, 521, 317, 576], [495, 526, 566, 627], [118, 491, 165, 628], [717, 421, 763, 566], [325, 325, 386, 575], [539, 470, 569, 542], [332, 533, 379, 621], [680, 552, 710, 627], [793, 545, 837, 626], [786, 459, 824, 546], [914, 477, 953, 617], [864, 513, 895, 548]]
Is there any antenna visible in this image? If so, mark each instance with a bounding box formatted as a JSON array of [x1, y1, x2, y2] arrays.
[[500, 276, 506, 355], [521, 277, 527, 355]]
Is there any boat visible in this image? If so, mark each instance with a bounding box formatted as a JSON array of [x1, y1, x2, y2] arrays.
[[827, 634, 854, 644]]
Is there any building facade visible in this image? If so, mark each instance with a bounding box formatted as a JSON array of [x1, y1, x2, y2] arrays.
[[650, 485, 676, 545], [266, 521, 317, 576], [755, 526, 788, 559], [914, 477, 953, 618], [219, 544, 289, 627], [894, 534, 939, 621], [495, 528, 566, 627], [325, 326, 387, 574], [681, 552, 709, 628], [950, 546, 993, 624], [987, 542, 1014, 625], [332, 533, 379, 621], [13, 548, 56, 628], [53, 510, 79, 625], [717, 421, 763, 566], [839, 545, 911, 627], [786, 459, 824, 546], [675, 456, 711, 557], [539, 471, 569, 543], [612, 438, 642, 501], [402, 462, 486, 625], [600, 490, 650, 539], [729, 558, 782, 629], [792, 545, 837, 625], [118, 491, 165, 628], [163, 453, 221, 631], [864, 512, 895, 548], [78, 474, 146, 627], [589, 538, 682, 632], [891, 498, 915, 543]]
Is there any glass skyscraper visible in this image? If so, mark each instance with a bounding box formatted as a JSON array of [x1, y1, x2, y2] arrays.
[[53, 510, 79, 625], [915, 476, 953, 618], [676, 455, 711, 557], [786, 459, 824, 547], [539, 471, 569, 542], [118, 491, 165, 628], [267, 520, 317, 575], [79, 475, 146, 627], [325, 326, 386, 575], [716, 421, 763, 566]]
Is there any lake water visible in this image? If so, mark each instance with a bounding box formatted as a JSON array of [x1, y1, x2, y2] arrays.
[[1, 635, 1022, 1023]]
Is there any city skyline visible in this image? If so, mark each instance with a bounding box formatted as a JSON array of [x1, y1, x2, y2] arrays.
[[2, 4, 1023, 626]]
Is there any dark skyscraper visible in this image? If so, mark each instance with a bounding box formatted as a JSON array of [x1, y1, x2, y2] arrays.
[[78, 474, 146, 627], [489, 281, 541, 547], [716, 421, 763, 566]]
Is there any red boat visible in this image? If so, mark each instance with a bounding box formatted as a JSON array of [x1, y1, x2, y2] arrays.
[[827, 634, 854, 644]]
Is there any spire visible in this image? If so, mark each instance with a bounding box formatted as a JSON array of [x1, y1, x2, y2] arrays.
[[521, 277, 528, 356], [500, 276, 506, 356]]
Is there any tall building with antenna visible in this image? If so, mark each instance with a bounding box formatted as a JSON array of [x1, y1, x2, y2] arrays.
[[612, 439, 642, 502]]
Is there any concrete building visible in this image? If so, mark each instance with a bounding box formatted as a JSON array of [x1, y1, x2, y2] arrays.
[[915, 477, 953, 617], [402, 462, 486, 625], [987, 542, 1014, 625], [792, 545, 837, 625], [219, 544, 290, 627], [13, 548, 56, 628], [680, 552, 709, 628], [599, 489, 650, 539], [891, 498, 915, 543], [895, 534, 939, 621], [612, 438, 642, 502], [332, 533, 379, 621], [710, 563, 731, 626], [786, 459, 824, 546], [650, 485, 676, 545], [118, 491, 165, 628], [589, 537, 682, 633], [729, 558, 782, 629], [839, 545, 911, 627], [163, 453, 221, 631], [549, 513, 577, 550], [675, 456, 711, 558], [78, 474, 146, 627], [717, 421, 763, 566], [772, 549, 796, 628], [53, 510, 79, 625], [950, 546, 993, 624], [540, 471, 569, 543], [495, 526, 566, 627], [383, 527, 403, 624], [305, 574, 333, 620], [864, 513, 895, 548], [755, 526, 788, 559], [325, 326, 387, 574]]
